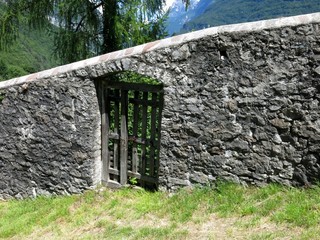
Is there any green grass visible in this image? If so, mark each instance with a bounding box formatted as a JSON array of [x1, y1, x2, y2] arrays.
[[0, 195, 76, 238], [1, 183, 320, 239]]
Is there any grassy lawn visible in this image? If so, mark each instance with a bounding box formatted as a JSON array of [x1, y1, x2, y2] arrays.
[[1, 183, 320, 239]]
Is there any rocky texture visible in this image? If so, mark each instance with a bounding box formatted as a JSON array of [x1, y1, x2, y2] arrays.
[[0, 77, 101, 199], [158, 23, 320, 189], [1, 13, 320, 198]]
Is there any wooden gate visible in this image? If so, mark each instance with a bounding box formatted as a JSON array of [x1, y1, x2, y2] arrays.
[[100, 80, 164, 189]]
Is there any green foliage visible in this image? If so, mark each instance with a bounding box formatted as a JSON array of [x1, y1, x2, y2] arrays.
[[114, 71, 162, 85], [0, 0, 188, 79], [0, 90, 5, 103], [0, 2, 59, 82], [182, 0, 320, 32], [0, 60, 8, 81], [129, 177, 138, 185], [0, 2, 19, 50], [5, 65, 26, 78], [0, 0, 188, 64]]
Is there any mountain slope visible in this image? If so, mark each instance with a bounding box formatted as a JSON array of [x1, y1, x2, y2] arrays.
[[181, 0, 320, 32], [0, 28, 59, 82], [166, 0, 213, 35], [0, 4, 59, 82]]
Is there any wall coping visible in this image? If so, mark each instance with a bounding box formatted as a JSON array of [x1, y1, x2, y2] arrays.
[[0, 12, 320, 90]]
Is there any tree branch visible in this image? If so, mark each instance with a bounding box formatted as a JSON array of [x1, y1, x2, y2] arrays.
[[75, 16, 86, 32]]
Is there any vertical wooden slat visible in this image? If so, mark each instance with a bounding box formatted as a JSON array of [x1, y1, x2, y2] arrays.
[[141, 92, 149, 181], [149, 93, 158, 177], [155, 92, 164, 179], [101, 80, 164, 188], [132, 91, 140, 173], [113, 89, 120, 172], [101, 86, 110, 183], [120, 90, 128, 185]]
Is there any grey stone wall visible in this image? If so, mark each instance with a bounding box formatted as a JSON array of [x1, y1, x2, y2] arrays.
[[158, 23, 320, 189], [0, 76, 101, 199], [1, 13, 320, 198]]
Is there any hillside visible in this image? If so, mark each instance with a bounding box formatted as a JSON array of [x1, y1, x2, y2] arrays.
[[0, 4, 59, 82], [181, 0, 320, 32], [166, 0, 213, 35], [0, 29, 59, 82]]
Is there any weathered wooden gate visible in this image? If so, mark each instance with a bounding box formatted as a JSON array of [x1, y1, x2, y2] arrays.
[[100, 80, 164, 189]]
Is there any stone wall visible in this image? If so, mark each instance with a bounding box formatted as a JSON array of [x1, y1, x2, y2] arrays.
[[0, 76, 101, 199], [1, 13, 320, 198], [158, 23, 320, 189]]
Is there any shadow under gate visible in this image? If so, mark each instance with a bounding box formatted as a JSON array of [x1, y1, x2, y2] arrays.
[[96, 74, 164, 190]]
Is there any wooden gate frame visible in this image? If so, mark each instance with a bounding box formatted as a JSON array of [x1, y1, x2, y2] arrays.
[[99, 80, 164, 188]]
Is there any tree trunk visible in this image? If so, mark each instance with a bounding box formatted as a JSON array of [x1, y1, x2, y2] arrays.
[[102, 0, 119, 53]]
